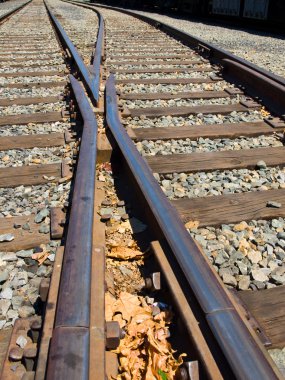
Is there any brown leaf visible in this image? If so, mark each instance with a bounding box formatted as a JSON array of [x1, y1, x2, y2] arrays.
[[105, 293, 116, 321], [107, 246, 144, 260], [113, 292, 142, 321], [185, 220, 199, 230]]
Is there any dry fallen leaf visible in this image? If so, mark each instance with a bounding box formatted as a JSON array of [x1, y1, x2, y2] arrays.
[[185, 220, 200, 230], [31, 250, 50, 265], [108, 291, 186, 379], [107, 246, 144, 260]]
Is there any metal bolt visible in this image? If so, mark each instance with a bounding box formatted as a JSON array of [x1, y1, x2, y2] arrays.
[[101, 214, 112, 222], [106, 321, 123, 350], [176, 361, 199, 380], [101, 200, 112, 207], [176, 367, 189, 380], [121, 213, 129, 221], [144, 272, 161, 291], [30, 320, 41, 343], [9, 347, 23, 362]]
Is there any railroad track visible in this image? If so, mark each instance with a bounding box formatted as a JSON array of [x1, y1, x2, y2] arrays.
[[1, 0, 285, 379]]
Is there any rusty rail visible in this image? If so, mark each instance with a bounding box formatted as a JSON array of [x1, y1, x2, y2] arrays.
[[61, 0, 105, 104], [45, 75, 98, 379], [105, 74, 281, 380], [45, 2, 101, 106], [89, 2, 285, 117], [0, 0, 31, 23], [91, 7, 104, 102]]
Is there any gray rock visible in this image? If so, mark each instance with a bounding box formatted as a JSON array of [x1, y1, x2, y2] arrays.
[[0, 271, 8, 283], [18, 305, 35, 318], [275, 251, 285, 260], [34, 208, 49, 223], [16, 249, 33, 259], [0, 288, 13, 300], [22, 223, 30, 231], [36, 266, 47, 277], [237, 261, 248, 275], [0, 233, 14, 242], [0, 299, 11, 316], [222, 273, 237, 287], [277, 232, 285, 240], [11, 296, 24, 309], [39, 224, 49, 234], [272, 219, 284, 229], [266, 244, 274, 255], [219, 267, 232, 277], [0, 320, 6, 329], [256, 160, 267, 169], [238, 276, 250, 290], [7, 309, 18, 321], [266, 283, 277, 289], [248, 250, 262, 264], [29, 277, 41, 289], [251, 269, 269, 282], [2, 253, 17, 261], [267, 201, 282, 208], [215, 252, 226, 265], [13, 272, 28, 287], [269, 349, 285, 375], [271, 274, 285, 285], [252, 280, 266, 290]]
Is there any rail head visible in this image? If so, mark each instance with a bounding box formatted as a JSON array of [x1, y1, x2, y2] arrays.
[[46, 75, 98, 379], [105, 74, 282, 380]]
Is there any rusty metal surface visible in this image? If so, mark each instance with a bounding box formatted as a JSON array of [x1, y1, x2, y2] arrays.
[[92, 3, 285, 86], [45, 3, 99, 105], [105, 74, 282, 380], [223, 58, 285, 116], [55, 75, 98, 328], [45, 76, 98, 378], [63, 0, 105, 105], [46, 327, 89, 380]]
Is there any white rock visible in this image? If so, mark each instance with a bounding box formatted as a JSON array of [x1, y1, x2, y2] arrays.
[[16, 335, 28, 349], [0, 288, 13, 300]]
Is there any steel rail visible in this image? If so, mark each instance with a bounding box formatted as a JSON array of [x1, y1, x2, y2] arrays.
[[0, 0, 31, 23], [46, 74, 98, 379], [61, 0, 105, 104], [88, 2, 285, 116], [91, 8, 104, 103], [88, 2, 285, 85], [105, 73, 282, 380], [44, 1, 101, 106]]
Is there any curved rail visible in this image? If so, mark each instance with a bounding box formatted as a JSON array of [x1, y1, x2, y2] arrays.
[[61, 0, 105, 104], [46, 74, 98, 379], [0, 0, 31, 23], [91, 7, 104, 99], [105, 74, 281, 380], [45, 1, 101, 105], [89, 2, 285, 116]]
